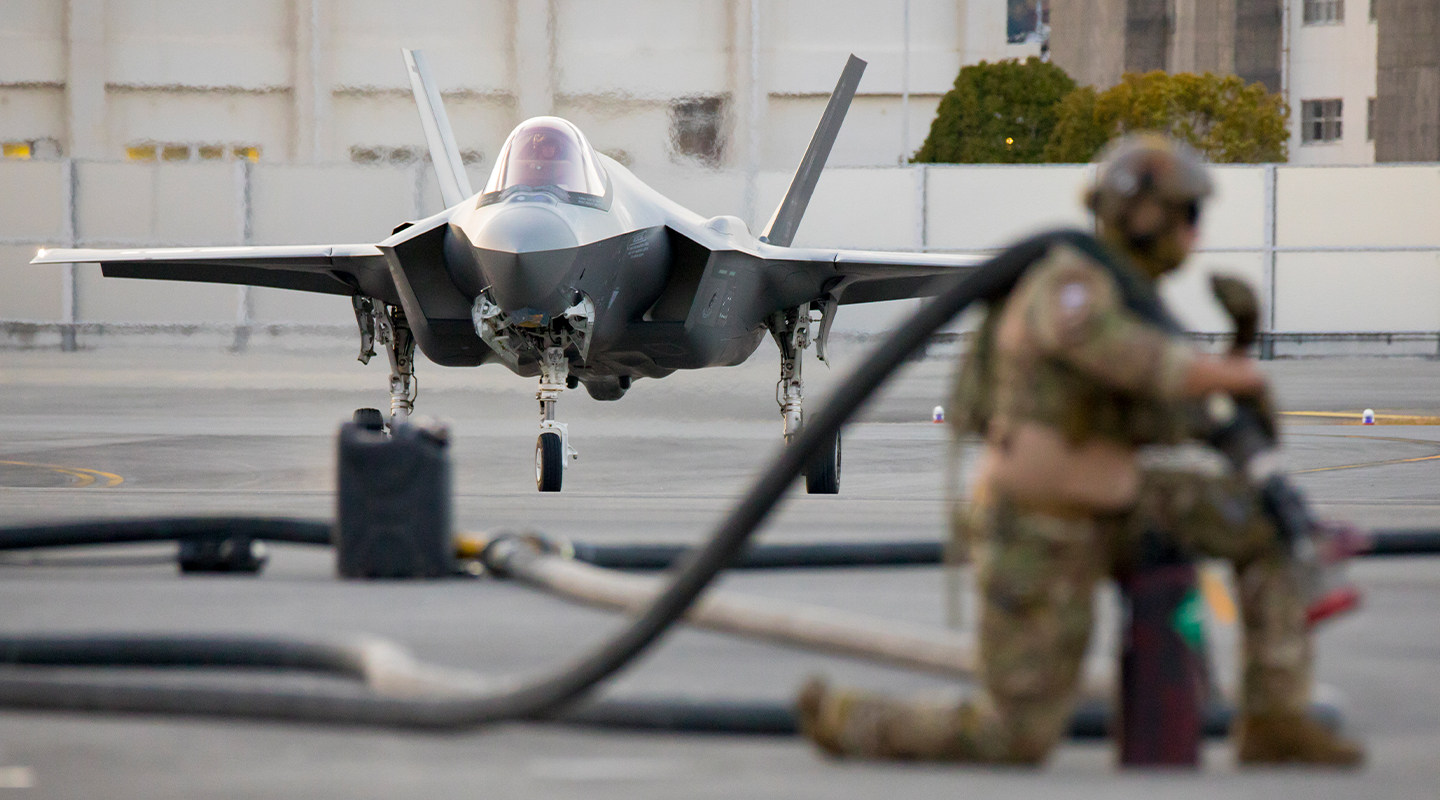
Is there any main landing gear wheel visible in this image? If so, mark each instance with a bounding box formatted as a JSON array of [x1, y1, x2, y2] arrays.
[[805, 429, 841, 494], [353, 407, 385, 431], [536, 431, 564, 492]]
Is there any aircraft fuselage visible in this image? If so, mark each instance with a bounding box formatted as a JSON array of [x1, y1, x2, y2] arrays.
[[433, 156, 768, 389]]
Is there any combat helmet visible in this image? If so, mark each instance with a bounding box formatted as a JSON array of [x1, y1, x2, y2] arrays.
[[1085, 133, 1213, 275]]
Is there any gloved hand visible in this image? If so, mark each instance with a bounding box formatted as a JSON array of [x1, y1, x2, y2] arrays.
[[1208, 275, 1278, 437], [1210, 274, 1259, 352]]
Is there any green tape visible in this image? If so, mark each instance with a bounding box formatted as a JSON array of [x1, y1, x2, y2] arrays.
[[1171, 586, 1207, 652]]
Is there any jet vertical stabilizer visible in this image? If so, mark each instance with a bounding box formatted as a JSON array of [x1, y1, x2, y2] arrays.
[[759, 54, 867, 248], [402, 48, 474, 208]]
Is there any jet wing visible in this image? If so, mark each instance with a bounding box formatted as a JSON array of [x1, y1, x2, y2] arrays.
[[701, 245, 984, 362], [754, 246, 984, 309], [30, 244, 398, 305], [803, 248, 984, 304]]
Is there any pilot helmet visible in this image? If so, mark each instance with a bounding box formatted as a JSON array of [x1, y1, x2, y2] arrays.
[[520, 129, 570, 161]]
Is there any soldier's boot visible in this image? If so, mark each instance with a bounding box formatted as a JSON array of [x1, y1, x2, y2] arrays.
[[1235, 712, 1365, 767], [795, 676, 939, 759], [797, 676, 936, 758], [1232, 554, 1364, 767], [795, 676, 1014, 761]]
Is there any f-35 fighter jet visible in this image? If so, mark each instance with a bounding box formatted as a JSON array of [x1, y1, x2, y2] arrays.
[[33, 51, 980, 493]]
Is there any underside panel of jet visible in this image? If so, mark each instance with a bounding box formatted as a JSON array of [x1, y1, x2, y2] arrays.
[[102, 260, 360, 297], [69, 245, 399, 306]]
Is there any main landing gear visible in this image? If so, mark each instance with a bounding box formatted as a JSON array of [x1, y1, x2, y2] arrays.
[[351, 298, 417, 433], [535, 346, 578, 492], [771, 304, 840, 494]]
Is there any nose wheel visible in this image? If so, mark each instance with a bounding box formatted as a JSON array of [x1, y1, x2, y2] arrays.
[[536, 431, 565, 492]]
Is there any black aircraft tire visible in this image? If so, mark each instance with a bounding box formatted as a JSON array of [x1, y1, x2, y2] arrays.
[[805, 429, 841, 494], [536, 432, 564, 492], [353, 408, 385, 431]]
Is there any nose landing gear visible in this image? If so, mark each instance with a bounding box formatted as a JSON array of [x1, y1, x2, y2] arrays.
[[536, 346, 578, 492]]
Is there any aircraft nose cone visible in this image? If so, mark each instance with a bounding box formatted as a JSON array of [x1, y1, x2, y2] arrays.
[[470, 204, 581, 318], [471, 203, 579, 254]]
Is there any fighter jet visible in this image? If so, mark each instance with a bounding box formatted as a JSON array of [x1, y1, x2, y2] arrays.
[[33, 51, 980, 493]]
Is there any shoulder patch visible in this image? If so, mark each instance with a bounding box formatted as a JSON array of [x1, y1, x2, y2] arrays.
[[1059, 281, 1089, 313]]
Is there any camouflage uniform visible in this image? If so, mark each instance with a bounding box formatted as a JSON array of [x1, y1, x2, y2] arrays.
[[799, 242, 1311, 764]]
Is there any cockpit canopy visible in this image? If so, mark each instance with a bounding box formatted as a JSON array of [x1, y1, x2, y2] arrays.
[[481, 117, 610, 208]]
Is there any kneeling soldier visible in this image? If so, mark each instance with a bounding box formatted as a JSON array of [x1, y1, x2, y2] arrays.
[[797, 134, 1363, 767]]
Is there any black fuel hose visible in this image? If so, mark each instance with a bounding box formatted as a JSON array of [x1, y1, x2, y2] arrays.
[[0, 631, 1342, 739], [1361, 529, 1440, 556], [0, 634, 367, 676], [558, 694, 1345, 740], [0, 518, 333, 550], [568, 540, 947, 570], [563, 530, 1440, 570], [3, 522, 1436, 566]]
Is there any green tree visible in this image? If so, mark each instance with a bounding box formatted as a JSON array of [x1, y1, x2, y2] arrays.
[[912, 57, 1077, 164], [1044, 71, 1290, 163]]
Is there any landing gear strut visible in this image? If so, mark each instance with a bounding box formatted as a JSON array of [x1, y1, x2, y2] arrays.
[[379, 307, 416, 426], [770, 304, 840, 494], [536, 346, 578, 492], [352, 297, 416, 432]]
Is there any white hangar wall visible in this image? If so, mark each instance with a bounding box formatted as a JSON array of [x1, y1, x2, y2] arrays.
[[0, 0, 1037, 176], [2, 161, 1439, 335]]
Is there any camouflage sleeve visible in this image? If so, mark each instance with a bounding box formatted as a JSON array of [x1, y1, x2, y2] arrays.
[[1020, 244, 1195, 399]]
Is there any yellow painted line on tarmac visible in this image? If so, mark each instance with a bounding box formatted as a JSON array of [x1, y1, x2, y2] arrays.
[[0, 460, 124, 488], [74, 467, 125, 487], [1294, 452, 1440, 474], [1282, 411, 1440, 425], [1286, 431, 1440, 474]]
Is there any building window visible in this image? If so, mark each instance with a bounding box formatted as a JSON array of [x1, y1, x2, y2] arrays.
[[670, 96, 726, 167], [4, 139, 61, 160], [127, 142, 261, 162], [1367, 97, 1376, 141], [1302, 99, 1343, 144], [1303, 0, 1344, 24], [1007, 0, 1049, 44], [349, 145, 481, 166]]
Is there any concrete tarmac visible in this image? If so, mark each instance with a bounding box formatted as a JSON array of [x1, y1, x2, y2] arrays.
[[1, 340, 1439, 798]]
